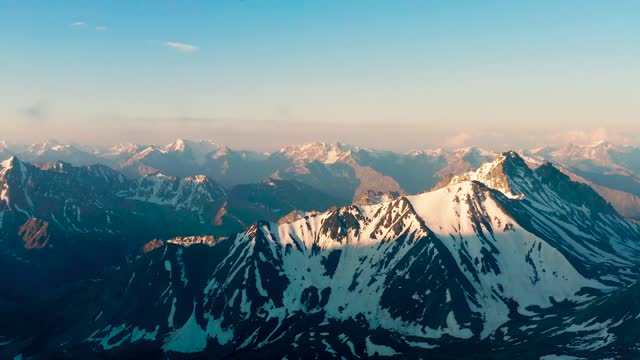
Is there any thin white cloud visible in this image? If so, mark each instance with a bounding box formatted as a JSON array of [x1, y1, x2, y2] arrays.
[[443, 132, 472, 147], [440, 129, 511, 149], [69, 22, 109, 32], [548, 128, 636, 146], [165, 41, 200, 53]]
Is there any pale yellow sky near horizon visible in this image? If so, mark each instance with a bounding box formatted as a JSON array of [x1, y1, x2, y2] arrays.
[[1, 121, 637, 152]]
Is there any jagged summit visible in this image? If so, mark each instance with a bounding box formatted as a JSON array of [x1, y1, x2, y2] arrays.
[[280, 142, 357, 164], [439, 150, 536, 198], [489, 150, 531, 174], [163, 139, 221, 160], [436, 151, 621, 223], [165, 138, 188, 152], [212, 144, 231, 159], [26, 139, 61, 151], [0, 156, 28, 178], [1, 155, 18, 168], [109, 143, 142, 153]]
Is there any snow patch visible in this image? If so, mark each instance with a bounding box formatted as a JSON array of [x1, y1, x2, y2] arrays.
[[163, 302, 207, 353], [365, 336, 398, 357]]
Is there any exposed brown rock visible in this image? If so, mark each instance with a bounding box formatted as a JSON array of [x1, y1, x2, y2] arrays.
[[141, 239, 165, 254], [18, 218, 51, 249]]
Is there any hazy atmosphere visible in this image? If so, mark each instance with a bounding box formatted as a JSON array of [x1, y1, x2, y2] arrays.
[[2, 1, 639, 150], [4, 2, 640, 359]]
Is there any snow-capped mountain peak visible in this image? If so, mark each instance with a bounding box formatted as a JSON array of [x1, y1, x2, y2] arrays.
[[544, 142, 633, 170], [123, 172, 226, 216], [162, 139, 222, 164], [0, 155, 17, 172], [107, 143, 144, 155], [280, 142, 356, 164], [183, 174, 616, 346], [164, 138, 188, 152], [164, 139, 218, 154], [212, 145, 231, 159], [406, 148, 445, 157], [0, 156, 27, 180], [25, 139, 62, 154], [445, 150, 535, 199]]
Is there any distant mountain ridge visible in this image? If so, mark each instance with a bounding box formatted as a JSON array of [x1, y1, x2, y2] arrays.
[[2, 139, 640, 225]]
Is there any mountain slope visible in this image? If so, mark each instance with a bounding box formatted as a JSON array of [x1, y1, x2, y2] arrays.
[[123, 173, 228, 221], [0, 157, 237, 302], [0, 156, 353, 304], [447, 152, 640, 284], [223, 178, 343, 226]]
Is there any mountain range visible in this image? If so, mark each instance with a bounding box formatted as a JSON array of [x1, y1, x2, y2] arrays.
[[2, 139, 640, 220], [0, 147, 639, 358], [0, 155, 337, 304]]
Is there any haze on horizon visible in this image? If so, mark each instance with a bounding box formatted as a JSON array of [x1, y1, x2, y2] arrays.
[[1, 1, 638, 151]]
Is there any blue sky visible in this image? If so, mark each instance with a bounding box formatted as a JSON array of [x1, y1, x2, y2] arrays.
[[1, 1, 639, 149]]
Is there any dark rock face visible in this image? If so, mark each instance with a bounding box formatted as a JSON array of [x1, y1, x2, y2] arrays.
[[224, 178, 343, 226], [535, 162, 615, 215]]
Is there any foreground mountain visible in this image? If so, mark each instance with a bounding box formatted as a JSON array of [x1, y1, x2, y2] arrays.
[[2, 151, 639, 359], [444, 151, 640, 283]]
